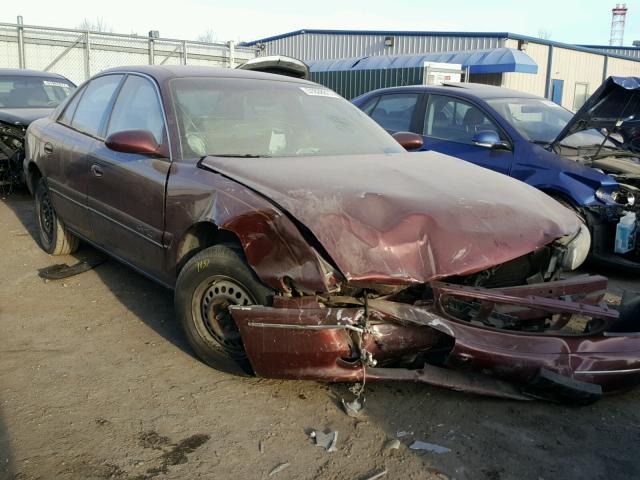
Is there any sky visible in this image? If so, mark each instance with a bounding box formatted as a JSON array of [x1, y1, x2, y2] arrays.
[[4, 0, 640, 46]]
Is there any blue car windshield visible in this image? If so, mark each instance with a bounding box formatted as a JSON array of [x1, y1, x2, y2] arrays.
[[487, 97, 612, 147]]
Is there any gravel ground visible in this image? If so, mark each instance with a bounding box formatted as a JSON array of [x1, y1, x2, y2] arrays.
[[1, 190, 640, 480]]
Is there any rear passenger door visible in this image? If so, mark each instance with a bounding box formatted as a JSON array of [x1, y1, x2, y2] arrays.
[[367, 93, 422, 134], [87, 74, 170, 281], [45, 74, 124, 238], [419, 94, 514, 176]]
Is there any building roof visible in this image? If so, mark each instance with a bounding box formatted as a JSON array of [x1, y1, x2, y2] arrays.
[[242, 29, 640, 63], [308, 48, 538, 75]]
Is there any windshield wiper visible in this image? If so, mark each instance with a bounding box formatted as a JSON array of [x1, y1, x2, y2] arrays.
[[209, 153, 271, 158]]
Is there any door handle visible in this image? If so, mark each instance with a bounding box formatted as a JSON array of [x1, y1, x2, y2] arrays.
[[90, 164, 104, 177], [43, 142, 53, 155]]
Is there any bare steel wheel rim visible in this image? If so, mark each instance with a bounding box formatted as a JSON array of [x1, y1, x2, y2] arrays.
[[38, 189, 55, 244], [197, 276, 255, 352]]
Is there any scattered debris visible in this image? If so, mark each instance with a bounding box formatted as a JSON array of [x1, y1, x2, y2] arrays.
[[38, 255, 107, 280], [269, 463, 290, 476], [396, 431, 413, 438], [383, 439, 401, 451], [310, 429, 338, 452], [341, 397, 365, 417], [409, 440, 451, 454], [361, 469, 388, 480]]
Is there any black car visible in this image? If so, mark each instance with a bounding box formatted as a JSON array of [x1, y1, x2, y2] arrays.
[[0, 69, 75, 186]]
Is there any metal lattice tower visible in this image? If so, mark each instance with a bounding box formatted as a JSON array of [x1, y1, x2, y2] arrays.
[[610, 3, 628, 46]]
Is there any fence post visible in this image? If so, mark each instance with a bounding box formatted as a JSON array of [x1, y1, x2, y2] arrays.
[[16, 16, 25, 69], [182, 41, 188, 65], [84, 31, 91, 80], [228, 40, 235, 68]]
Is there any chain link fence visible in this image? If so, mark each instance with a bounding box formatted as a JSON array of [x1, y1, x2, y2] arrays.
[[0, 19, 256, 84]]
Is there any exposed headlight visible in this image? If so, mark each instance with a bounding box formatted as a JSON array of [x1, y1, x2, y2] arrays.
[[559, 224, 591, 270], [596, 187, 635, 206]]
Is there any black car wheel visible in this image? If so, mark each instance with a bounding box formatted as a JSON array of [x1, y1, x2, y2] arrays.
[[34, 178, 79, 255], [175, 244, 272, 375]]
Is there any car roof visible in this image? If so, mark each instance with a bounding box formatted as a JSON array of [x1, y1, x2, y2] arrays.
[[0, 68, 73, 81], [99, 65, 317, 86], [362, 82, 542, 100]]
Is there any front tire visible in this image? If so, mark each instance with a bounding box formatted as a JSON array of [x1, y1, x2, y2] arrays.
[[34, 178, 79, 255], [175, 244, 272, 375]]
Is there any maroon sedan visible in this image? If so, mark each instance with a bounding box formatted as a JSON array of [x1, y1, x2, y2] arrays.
[[24, 66, 640, 404]]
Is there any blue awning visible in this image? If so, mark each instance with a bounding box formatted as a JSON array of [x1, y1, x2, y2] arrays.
[[308, 47, 538, 75]]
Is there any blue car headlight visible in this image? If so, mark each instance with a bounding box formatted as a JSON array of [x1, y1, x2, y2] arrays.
[[596, 186, 635, 206], [557, 224, 591, 271]]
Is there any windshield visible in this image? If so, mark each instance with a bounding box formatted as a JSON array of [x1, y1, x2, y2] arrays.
[[0, 76, 74, 108], [487, 97, 612, 148], [170, 77, 404, 158]]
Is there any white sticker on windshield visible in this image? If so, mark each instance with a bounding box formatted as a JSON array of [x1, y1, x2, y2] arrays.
[[43, 80, 70, 88], [300, 87, 340, 98]]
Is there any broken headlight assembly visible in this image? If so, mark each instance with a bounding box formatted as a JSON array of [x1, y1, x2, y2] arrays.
[[596, 186, 636, 206], [556, 223, 591, 271]]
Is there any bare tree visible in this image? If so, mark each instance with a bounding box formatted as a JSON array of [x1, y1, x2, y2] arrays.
[[196, 29, 216, 43], [77, 17, 112, 32], [538, 29, 552, 40]]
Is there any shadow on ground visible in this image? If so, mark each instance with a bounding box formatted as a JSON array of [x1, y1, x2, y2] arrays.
[[4, 189, 192, 358], [0, 407, 13, 480]]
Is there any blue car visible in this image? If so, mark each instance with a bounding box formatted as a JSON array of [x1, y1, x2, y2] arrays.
[[353, 78, 640, 272]]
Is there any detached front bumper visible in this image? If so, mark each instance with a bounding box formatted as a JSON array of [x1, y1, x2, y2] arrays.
[[230, 275, 640, 404]]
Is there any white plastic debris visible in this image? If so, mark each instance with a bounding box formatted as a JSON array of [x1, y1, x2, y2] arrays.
[[341, 397, 365, 417], [310, 430, 338, 452], [409, 440, 451, 454], [269, 463, 290, 476]]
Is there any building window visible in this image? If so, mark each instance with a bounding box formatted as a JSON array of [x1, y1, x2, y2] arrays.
[[573, 83, 590, 111]]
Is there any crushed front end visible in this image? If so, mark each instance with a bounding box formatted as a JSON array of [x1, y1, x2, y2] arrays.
[[0, 120, 26, 186], [229, 245, 640, 405]]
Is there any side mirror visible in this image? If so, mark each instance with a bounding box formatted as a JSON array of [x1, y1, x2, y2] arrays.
[[392, 131, 424, 151], [105, 130, 164, 156], [472, 130, 511, 150]]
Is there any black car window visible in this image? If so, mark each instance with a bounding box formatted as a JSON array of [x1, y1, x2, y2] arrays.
[[369, 94, 418, 132], [107, 75, 165, 144], [71, 75, 123, 138], [0, 76, 73, 108], [425, 94, 502, 144]]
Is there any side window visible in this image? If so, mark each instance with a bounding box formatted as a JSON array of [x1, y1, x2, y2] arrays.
[[107, 75, 166, 144], [360, 96, 380, 116], [71, 75, 123, 137], [425, 95, 502, 144], [369, 94, 418, 132], [58, 85, 85, 126]]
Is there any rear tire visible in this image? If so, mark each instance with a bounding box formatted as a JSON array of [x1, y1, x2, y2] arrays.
[[175, 244, 272, 375], [34, 178, 79, 255]]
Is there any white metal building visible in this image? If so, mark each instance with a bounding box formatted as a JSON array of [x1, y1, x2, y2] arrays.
[[243, 30, 640, 109]]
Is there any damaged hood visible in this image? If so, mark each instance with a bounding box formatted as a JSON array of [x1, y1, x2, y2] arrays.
[[0, 108, 52, 128], [202, 151, 580, 284], [552, 76, 640, 148]]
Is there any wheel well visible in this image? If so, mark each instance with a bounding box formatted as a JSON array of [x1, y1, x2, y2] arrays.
[[175, 223, 243, 274], [26, 162, 42, 195]]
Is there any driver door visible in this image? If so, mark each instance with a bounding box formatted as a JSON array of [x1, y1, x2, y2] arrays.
[[419, 94, 514, 176], [86, 74, 171, 281]]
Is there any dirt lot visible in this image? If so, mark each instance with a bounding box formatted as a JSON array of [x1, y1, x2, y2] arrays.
[[1, 189, 640, 480]]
